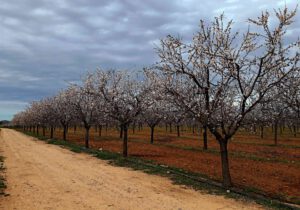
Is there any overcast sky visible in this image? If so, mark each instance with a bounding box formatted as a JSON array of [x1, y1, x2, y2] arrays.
[[0, 0, 299, 120]]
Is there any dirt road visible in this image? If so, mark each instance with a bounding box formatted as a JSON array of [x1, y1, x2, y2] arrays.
[[0, 129, 262, 210]]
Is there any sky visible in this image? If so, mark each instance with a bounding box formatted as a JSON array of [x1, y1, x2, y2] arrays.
[[0, 0, 299, 120]]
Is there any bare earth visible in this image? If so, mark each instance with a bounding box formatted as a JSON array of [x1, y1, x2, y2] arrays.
[[0, 129, 262, 210]]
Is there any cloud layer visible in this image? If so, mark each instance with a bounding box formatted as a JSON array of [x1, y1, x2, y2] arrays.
[[0, 0, 299, 120]]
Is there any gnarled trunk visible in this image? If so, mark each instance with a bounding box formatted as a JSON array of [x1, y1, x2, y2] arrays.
[[98, 125, 102, 137], [85, 126, 90, 149], [50, 126, 54, 139], [203, 124, 208, 150], [123, 124, 128, 157], [120, 125, 123, 139], [176, 125, 180, 137], [150, 126, 155, 144], [63, 125, 67, 140], [219, 139, 232, 188]]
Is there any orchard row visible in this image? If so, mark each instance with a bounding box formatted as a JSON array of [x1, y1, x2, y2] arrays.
[[12, 6, 300, 188]]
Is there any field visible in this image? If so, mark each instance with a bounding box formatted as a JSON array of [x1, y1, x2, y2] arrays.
[[35, 125, 300, 204]]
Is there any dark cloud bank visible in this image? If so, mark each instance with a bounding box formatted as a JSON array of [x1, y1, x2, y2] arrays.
[[0, 0, 299, 120]]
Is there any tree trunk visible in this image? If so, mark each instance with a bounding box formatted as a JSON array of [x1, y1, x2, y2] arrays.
[[42, 126, 46, 136], [132, 122, 135, 134], [176, 125, 180, 137], [150, 126, 155, 144], [274, 121, 278, 146], [120, 125, 123, 139], [169, 123, 172, 133], [98, 125, 102, 137], [50, 126, 54, 139], [260, 125, 264, 139], [85, 126, 90, 149], [219, 140, 232, 188], [123, 124, 128, 157], [293, 125, 297, 137], [63, 125, 67, 140], [37, 125, 39, 135], [203, 124, 208, 150], [74, 125, 77, 133]]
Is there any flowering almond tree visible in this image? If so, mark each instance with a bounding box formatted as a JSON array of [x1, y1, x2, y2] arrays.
[[39, 97, 58, 138], [96, 69, 147, 157], [29, 101, 46, 135], [146, 69, 208, 147], [11, 111, 27, 130], [155, 7, 299, 187], [53, 89, 76, 140], [141, 78, 167, 144], [70, 73, 105, 148]]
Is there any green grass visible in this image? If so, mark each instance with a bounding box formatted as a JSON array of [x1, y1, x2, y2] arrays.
[[47, 139, 83, 153], [0, 155, 6, 195], [16, 129, 300, 210], [0, 129, 6, 195]]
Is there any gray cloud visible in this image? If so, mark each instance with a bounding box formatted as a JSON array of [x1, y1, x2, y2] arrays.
[[0, 0, 299, 120]]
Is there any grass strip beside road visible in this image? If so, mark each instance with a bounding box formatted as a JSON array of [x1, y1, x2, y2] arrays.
[[0, 129, 6, 196], [0, 155, 6, 195]]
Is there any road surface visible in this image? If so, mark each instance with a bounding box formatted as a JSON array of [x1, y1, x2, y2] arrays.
[[0, 129, 262, 210]]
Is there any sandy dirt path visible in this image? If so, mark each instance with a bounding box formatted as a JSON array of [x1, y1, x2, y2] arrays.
[[0, 129, 262, 210]]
